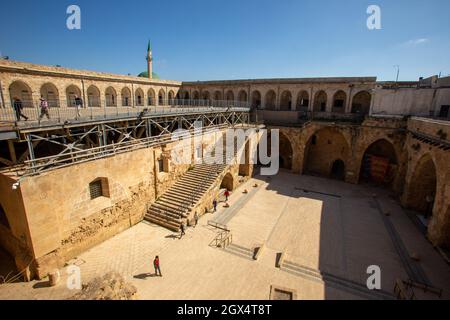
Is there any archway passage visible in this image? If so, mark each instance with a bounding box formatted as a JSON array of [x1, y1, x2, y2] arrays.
[[359, 139, 398, 186], [220, 173, 234, 191], [351, 91, 371, 115], [330, 159, 346, 180], [87, 85, 101, 107], [40, 83, 60, 107], [303, 128, 350, 178], [105, 87, 117, 107], [251, 91, 261, 109], [313, 91, 327, 112], [66, 85, 82, 107], [405, 154, 437, 219], [279, 132, 293, 170], [280, 91, 292, 111], [265, 90, 276, 110], [9, 81, 33, 107]]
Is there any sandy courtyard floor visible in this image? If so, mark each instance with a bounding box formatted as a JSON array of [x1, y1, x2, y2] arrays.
[[1, 171, 449, 300]]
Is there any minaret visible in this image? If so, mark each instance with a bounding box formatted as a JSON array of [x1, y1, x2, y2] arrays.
[[146, 40, 153, 79]]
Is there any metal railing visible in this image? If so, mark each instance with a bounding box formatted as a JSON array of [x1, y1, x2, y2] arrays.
[[0, 99, 250, 127]]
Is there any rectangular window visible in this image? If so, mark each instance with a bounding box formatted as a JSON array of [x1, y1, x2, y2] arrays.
[[158, 159, 164, 172], [89, 180, 103, 200]]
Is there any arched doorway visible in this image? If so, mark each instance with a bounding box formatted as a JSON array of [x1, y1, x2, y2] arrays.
[[279, 132, 293, 170], [168, 90, 175, 104], [135, 88, 144, 106], [330, 159, 346, 180], [105, 87, 117, 107], [313, 90, 327, 112], [158, 89, 165, 105], [121, 87, 131, 106], [332, 90, 347, 113], [214, 91, 222, 101], [220, 172, 234, 191], [296, 90, 309, 110], [226, 90, 234, 102], [9, 81, 33, 108], [359, 139, 398, 186], [251, 91, 261, 109], [202, 91, 210, 101], [66, 84, 82, 107], [238, 90, 247, 103], [40, 83, 60, 107], [192, 91, 200, 102], [148, 89, 156, 105], [265, 90, 276, 110], [405, 154, 437, 219], [87, 85, 101, 107], [280, 91, 292, 111], [351, 91, 371, 115], [303, 128, 349, 178]]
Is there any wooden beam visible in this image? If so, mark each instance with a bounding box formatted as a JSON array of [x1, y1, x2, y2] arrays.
[[7, 140, 17, 163]]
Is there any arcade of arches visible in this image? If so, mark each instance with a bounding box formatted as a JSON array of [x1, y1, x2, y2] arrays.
[[269, 119, 450, 249]]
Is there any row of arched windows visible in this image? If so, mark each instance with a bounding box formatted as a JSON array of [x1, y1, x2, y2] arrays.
[[179, 89, 372, 114], [7, 80, 176, 108]]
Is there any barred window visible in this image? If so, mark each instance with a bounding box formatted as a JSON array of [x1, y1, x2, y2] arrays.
[[89, 180, 103, 199]]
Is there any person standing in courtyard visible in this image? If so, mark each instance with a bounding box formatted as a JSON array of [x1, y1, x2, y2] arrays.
[[213, 199, 217, 212], [153, 255, 162, 277], [74, 95, 83, 119], [194, 212, 198, 227], [13, 98, 28, 121], [39, 96, 50, 121], [180, 222, 186, 239], [224, 189, 230, 202]]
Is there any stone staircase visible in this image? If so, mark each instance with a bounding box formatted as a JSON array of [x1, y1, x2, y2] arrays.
[[223, 243, 254, 261], [144, 162, 227, 231]]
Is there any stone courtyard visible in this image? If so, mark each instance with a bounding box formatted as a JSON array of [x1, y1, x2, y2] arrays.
[[1, 170, 449, 300]]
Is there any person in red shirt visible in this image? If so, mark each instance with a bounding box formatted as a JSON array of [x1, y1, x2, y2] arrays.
[[224, 190, 230, 201], [153, 255, 162, 277]]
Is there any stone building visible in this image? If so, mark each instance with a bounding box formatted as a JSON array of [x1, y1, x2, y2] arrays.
[[0, 45, 449, 281]]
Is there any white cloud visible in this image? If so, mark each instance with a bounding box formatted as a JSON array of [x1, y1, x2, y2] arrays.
[[402, 38, 429, 47]]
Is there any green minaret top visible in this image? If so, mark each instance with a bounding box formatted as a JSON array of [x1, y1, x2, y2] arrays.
[[147, 40, 151, 53]]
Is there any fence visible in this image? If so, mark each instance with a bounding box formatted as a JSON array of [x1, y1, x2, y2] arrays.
[[0, 99, 250, 126]]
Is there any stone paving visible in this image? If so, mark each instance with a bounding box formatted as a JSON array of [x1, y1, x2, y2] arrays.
[[1, 171, 450, 300]]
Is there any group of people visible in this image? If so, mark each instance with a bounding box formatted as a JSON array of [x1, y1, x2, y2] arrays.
[[12, 95, 84, 122]]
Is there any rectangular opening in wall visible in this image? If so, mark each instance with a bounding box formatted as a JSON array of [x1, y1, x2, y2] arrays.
[[158, 158, 164, 173], [89, 180, 103, 200]]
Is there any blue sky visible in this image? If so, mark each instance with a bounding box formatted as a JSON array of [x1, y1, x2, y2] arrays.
[[1, 0, 449, 81]]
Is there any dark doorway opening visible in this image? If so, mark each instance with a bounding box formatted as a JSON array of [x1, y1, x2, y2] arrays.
[[330, 159, 345, 180]]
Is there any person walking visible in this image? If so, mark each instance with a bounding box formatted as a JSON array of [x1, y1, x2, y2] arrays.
[[13, 98, 28, 121], [213, 199, 217, 212], [194, 212, 199, 227], [38, 96, 50, 120], [179, 222, 186, 239], [74, 95, 83, 119], [224, 190, 230, 202], [153, 256, 162, 277]]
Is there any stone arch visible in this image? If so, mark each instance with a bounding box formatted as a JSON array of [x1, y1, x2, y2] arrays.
[[332, 90, 347, 113], [184, 91, 190, 100], [226, 90, 235, 101], [168, 90, 175, 104], [158, 89, 166, 105], [296, 90, 309, 110], [313, 90, 327, 112], [405, 153, 437, 217], [265, 90, 276, 110], [105, 86, 117, 107], [214, 91, 222, 101], [66, 84, 82, 107], [202, 91, 210, 101], [86, 85, 101, 107], [220, 172, 235, 191], [279, 132, 293, 170], [303, 127, 350, 178], [192, 90, 200, 101], [351, 90, 371, 115], [9, 80, 33, 107], [40, 82, 60, 108], [238, 90, 247, 103], [280, 90, 292, 111], [135, 88, 144, 106], [359, 139, 399, 186], [0, 203, 10, 230], [147, 88, 156, 105], [251, 90, 262, 109], [121, 87, 131, 106]]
